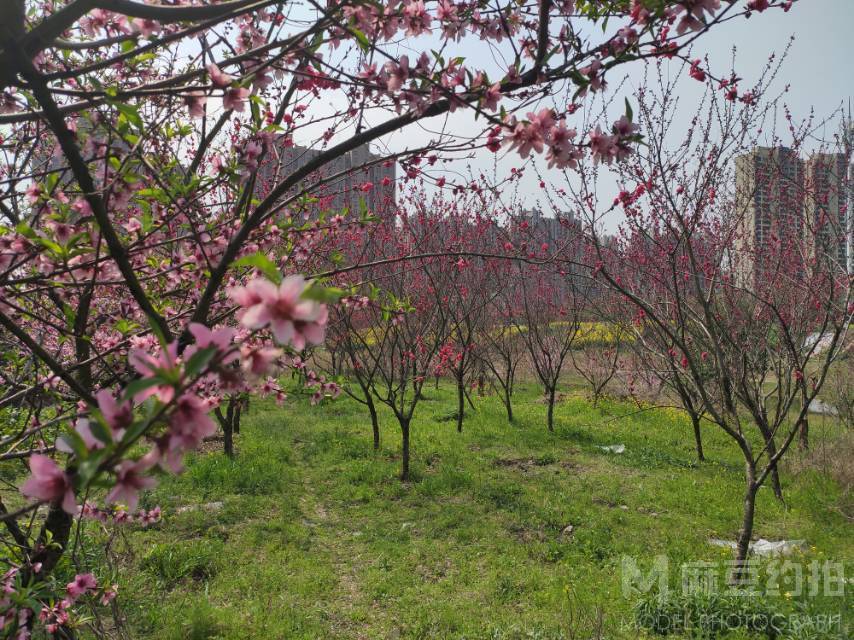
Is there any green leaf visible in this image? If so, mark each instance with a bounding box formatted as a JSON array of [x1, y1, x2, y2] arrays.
[[233, 252, 282, 283], [624, 97, 634, 123], [113, 102, 143, 130], [184, 346, 217, 380], [87, 416, 114, 445], [302, 282, 344, 304], [122, 376, 164, 402], [351, 28, 371, 52]]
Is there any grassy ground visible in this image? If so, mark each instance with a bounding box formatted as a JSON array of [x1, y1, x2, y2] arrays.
[[113, 381, 851, 639]]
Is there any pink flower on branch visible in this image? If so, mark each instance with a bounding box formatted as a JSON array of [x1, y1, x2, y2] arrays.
[[20, 455, 76, 514], [184, 91, 207, 118], [106, 458, 156, 511], [206, 63, 234, 88], [228, 276, 328, 350], [223, 86, 250, 112], [66, 573, 97, 600], [674, 0, 721, 36], [129, 342, 180, 403]]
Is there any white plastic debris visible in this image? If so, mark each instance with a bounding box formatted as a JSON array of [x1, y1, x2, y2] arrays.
[[808, 399, 838, 416], [708, 538, 806, 557], [598, 444, 626, 454]]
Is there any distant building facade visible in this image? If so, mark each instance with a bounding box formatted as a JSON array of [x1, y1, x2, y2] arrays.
[[734, 145, 851, 285], [804, 153, 848, 268], [734, 146, 803, 286], [256, 140, 396, 219]]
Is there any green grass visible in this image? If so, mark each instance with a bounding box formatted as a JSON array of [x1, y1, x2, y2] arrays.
[[112, 382, 851, 639]]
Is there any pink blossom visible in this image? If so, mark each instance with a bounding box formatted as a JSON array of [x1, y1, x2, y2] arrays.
[[131, 18, 160, 37], [57, 418, 105, 452], [96, 390, 133, 437], [384, 56, 410, 92], [402, 1, 432, 36], [229, 276, 328, 350], [66, 573, 97, 600], [503, 117, 546, 158], [129, 342, 180, 403], [167, 393, 217, 452], [223, 87, 250, 112], [184, 91, 207, 118], [546, 122, 580, 169], [480, 82, 501, 112], [71, 198, 93, 217], [612, 115, 639, 138], [206, 63, 234, 88], [689, 59, 706, 82], [101, 584, 118, 605], [106, 458, 156, 511], [24, 183, 41, 204], [588, 126, 618, 165], [675, 0, 721, 35], [188, 322, 236, 354], [20, 455, 76, 514], [124, 217, 142, 234]]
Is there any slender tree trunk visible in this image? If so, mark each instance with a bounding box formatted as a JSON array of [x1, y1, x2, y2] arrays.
[[456, 370, 465, 433], [367, 394, 380, 450], [691, 413, 705, 462], [798, 389, 809, 451], [233, 400, 242, 434], [734, 473, 758, 583], [504, 385, 514, 423], [214, 402, 234, 458], [547, 386, 556, 432], [798, 416, 809, 451], [223, 398, 234, 458], [400, 417, 411, 481], [757, 422, 783, 501]]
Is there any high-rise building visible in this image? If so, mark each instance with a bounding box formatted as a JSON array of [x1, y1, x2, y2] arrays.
[[734, 146, 804, 286], [849, 161, 854, 274], [804, 152, 848, 268], [255, 140, 396, 219]]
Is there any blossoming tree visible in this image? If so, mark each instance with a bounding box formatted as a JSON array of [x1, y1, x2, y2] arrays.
[[578, 56, 850, 570], [0, 0, 793, 633]]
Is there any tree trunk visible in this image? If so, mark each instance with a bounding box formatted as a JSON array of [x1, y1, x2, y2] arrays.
[[504, 386, 514, 423], [691, 413, 705, 462], [797, 387, 809, 450], [546, 386, 556, 432], [400, 417, 411, 481], [456, 370, 465, 433], [223, 398, 234, 458], [233, 401, 242, 434], [214, 401, 234, 458], [367, 394, 380, 450], [757, 422, 784, 501], [733, 476, 758, 583]]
